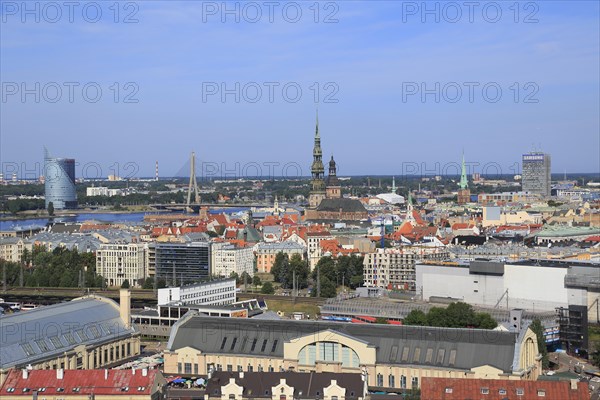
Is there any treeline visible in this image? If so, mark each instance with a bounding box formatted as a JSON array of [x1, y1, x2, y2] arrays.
[[311, 255, 364, 297], [0, 246, 103, 288], [403, 302, 497, 329], [271, 253, 310, 290], [269, 254, 364, 298], [1, 198, 46, 214]]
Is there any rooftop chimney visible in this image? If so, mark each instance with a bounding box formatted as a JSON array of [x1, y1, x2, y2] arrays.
[[239, 372, 244, 379], [22, 369, 28, 379], [120, 289, 131, 329], [132, 368, 136, 375], [56, 369, 64, 380], [570, 379, 578, 390], [104, 369, 109, 380], [142, 368, 148, 377]]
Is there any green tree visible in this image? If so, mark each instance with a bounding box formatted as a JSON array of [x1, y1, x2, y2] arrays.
[[21, 248, 30, 265], [47, 201, 54, 216], [239, 271, 251, 286], [288, 253, 310, 289], [230, 271, 239, 283], [475, 312, 498, 329], [156, 278, 167, 289], [7, 201, 20, 214], [252, 275, 262, 286], [121, 279, 130, 289], [270, 252, 288, 285], [312, 256, 336, 282], [530, 319, 549, 369], [375, 317, 388, 324], [261, 281, 275, 294], [426, 307, 449, 327], [591, 351, 600, 368], [445, 302, 477, 327], [317, 276, 337, 298], [142, 278, 154, 289], [403, 309, 428, 326]]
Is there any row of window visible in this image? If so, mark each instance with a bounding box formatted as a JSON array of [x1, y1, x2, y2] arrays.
[[376, 374, 418, 389], [219, 337, 279, 353], [176, 363, 277, 374], [445, 387, 540, 396]]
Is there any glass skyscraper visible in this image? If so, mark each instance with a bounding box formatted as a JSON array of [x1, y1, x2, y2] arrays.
[[147, 242, 211, 285], [44, 152, 77, 209]]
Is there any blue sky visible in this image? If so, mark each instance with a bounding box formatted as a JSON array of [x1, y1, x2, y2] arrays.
[[1, 0, 599, 179]]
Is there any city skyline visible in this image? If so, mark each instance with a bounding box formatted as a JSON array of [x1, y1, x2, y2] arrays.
[[1, 1, 599, 176]]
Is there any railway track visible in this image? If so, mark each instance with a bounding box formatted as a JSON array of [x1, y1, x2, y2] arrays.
[[1, 287, 326, 306]]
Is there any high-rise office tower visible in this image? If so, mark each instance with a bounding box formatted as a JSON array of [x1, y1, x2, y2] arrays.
[[44, 148, 77, 209], [522, 152, 551, 196]]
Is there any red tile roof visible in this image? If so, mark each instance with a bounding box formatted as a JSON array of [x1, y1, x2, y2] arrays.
[[209, 214, 228, 226], [0, 369, 160, 397], [421, 377, 590, 400], [282, 226, 308, 241], [412, 210, 426, 225], [496, 225, 531, 232], [451, 222, 476, 230], [405, 226, 438, 242], [80, 223, 112, 231], [584, 235, 600, 243], [225, 229, 238, 239]]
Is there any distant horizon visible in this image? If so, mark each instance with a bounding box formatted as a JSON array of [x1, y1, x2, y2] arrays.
[[3, 172, 599, 182]]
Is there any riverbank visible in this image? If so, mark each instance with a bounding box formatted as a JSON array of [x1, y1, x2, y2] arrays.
[[0, 206, 162, 222]]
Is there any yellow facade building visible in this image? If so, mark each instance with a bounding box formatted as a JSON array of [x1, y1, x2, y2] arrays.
[[163, 314, 541, 391]]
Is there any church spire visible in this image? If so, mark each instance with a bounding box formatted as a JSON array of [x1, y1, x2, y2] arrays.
[[315, 108, 319, 138], [459, 151, 468, 190], [309, 110, 326, 207], [392, 176, 396, 194]]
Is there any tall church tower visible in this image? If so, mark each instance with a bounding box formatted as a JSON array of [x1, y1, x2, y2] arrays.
[[457, 152, 471, 205], [309, 112, 326, 208], [326, 155, 341, 199]]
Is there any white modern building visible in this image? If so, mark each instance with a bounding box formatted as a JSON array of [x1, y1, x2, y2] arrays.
[[210, 242, 254, 278], [416, 259, 600, 322], [86, 186, 123, 197], [363, 247, 449, 291], [96, 242, 147, 287], [157, 278, 236, 306]]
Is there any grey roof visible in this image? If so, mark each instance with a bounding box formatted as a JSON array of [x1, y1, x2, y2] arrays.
[[167, 314, 518, 373], [262, 225, 283, 236], [317, 198, 367, 213], [256, 242, 305, 251], [0, 296, 135, 369], [91, 229, 138, 243], [250, 311, 282, 321], [49, 223, 81, 234], [0, 237, 22, 245], [237, 227, 262, 242], [29, 232, 102, 252], [206, 371, 363, 399], [181, 232, 211, 242]]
